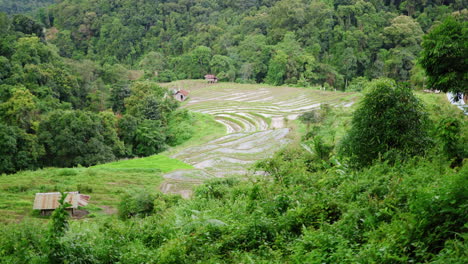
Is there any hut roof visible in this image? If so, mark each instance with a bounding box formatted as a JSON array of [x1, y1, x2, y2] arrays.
[[33, 192, 90, 210], [176, 89, 189, 96]]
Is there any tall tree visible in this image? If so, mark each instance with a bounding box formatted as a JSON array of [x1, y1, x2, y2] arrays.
[[419, 15, 467, 94]]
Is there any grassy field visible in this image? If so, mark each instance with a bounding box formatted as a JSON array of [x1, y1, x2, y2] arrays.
[[93, 155, 193, 172], [0, 167, 164, 223]]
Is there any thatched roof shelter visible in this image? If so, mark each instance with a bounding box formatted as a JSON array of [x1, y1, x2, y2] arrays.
[[33, 192, 90, 215]]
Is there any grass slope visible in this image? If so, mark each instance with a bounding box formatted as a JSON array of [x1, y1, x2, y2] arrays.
[[0, 167, 164, 223], [93, 155, 193, 172]]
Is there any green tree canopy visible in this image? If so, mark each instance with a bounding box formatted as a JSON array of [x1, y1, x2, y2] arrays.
[[38, 110, 123, 167], [340, 78, 431, 167], [0, 123, 43, 173], [419, 15, 467, 94]]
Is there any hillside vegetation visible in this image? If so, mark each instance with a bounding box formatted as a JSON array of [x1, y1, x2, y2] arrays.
[[0, 0, 53, 14], [0, 0, 467, 263], [0, 14, 214, 174], [41, 0, 464, 88], [0, 84, 466, 263]]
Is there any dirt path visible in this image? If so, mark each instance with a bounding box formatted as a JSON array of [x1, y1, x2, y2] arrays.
[[160, 81, 357, 197]]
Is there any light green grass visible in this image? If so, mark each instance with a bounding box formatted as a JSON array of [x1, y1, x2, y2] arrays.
[[0, 167, 165, 223], [93, 155, 193, 172]]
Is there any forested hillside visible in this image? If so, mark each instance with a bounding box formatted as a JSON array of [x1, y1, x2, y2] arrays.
[[0, 13, 196, 174], [43, 0, 464, 88], [0, 0, 54, 14]]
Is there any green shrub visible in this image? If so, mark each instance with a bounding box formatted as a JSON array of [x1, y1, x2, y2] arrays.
[[0, 221, 48, 263], [166, 109, 194, 146], [436, 116, 466, 167], [134, 120, 167, 156], [118, 189, 156, 219], [155, 70, 177, 83], [339, 79, 431, 168], [195, 178, 239, 199]]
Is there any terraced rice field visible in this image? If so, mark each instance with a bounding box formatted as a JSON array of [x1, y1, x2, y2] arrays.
[[160, 81, 358, 197]]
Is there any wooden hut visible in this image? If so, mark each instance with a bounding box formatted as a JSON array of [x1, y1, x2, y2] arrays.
[[174, 89, 189, 102], [204, 74, 218, 83], [33, 192, 90, 216]]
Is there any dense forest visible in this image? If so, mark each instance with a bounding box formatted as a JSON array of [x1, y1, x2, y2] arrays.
[[38, 0, 465, 88], [0, 13, 195, 174], [0, 0, 54, 14]]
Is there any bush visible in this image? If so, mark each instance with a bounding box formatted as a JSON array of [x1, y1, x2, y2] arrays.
[[118, 189, 156, 219], [77, 184, 93, 193], [436, 117, 466, 167], [166, 110, 194, 146], [339, 79, 431, 168]]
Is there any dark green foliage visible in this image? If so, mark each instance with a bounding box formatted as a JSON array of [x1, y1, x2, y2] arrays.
[[340, 79, 431, 167], [420, 15, 467, 94], [265, 50, 287, 85], [0, 221, 48, 263], [0, 2, 466, 261], [134, 120, 167, 156], [118, 190, 180, 220], [77, 184, 93, 193], [1, 146, 466, 263], [124, 81, 177, 122], [166, 110, 195, 146], [436, 117, 466, 167], [12, 14, 44, 38], [38, 110, 122, 167], [0, 123, 43, 173], [117, 114, 139, 156], [0, 87, 38, 130], [0, 15, 193, 173], [0, 0, 54, 14], [43, 0, 458, 88]]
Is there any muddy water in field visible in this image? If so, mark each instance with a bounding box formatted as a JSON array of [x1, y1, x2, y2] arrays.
[[160, 81, 357, 197]]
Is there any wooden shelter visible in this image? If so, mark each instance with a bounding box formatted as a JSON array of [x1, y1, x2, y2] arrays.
[[33, 192, 90, 216], [204, 74, 218, 83], [174, 89, 189, 102]]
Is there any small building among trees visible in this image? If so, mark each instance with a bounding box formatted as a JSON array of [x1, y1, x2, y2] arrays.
[[33, 192, 90, 216], [173, 89, 189, 102], [204, 74, 218, 83]]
